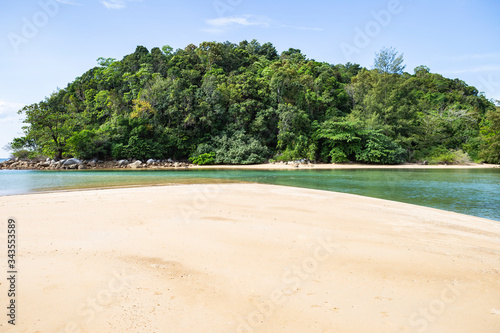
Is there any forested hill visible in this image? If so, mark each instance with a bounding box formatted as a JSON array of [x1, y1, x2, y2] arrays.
[[11, 40, 500, 164]]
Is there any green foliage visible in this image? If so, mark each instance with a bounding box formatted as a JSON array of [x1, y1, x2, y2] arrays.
[[373, 47, 405, 74], [194, 131, 270, 164], [10, 40, 497, 165], [356, 131, 406, 164], [315, 120, 405, 164], [480, 106, 500, 163], [414, 146, 472, 165], [189, 152, 215, 165]]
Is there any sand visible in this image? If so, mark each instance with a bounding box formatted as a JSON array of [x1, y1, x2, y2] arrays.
[[0, 183, 499, 333]]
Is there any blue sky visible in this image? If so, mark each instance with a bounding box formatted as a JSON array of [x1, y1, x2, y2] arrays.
[[1, 0, 499, 157]]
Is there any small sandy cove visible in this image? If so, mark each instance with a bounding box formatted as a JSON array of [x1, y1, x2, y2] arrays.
[[1, 183, 499, 333]]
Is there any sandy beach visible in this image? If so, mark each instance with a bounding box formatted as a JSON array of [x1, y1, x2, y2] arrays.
[[1, 183, 499, 332]]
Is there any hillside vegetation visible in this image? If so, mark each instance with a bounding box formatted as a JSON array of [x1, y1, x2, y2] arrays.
[[10, 41, 500, 164]]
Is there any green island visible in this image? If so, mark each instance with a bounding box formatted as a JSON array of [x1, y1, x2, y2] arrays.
[[8, 41, 500, 165]]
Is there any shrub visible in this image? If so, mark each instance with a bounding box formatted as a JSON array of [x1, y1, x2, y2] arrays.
[[189, 152, 215, 165], [193, 131, 269, 164], [414, 146, 472, 164]]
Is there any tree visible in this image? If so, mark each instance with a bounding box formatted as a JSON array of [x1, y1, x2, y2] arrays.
[[480, 105, 500, 163], [373, 47, 405, 74], [17, 98, 72, 160], [10, 40, 496, 165]]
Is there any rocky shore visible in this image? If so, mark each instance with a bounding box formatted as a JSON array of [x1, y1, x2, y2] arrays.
[[0, 157, 191, 170]]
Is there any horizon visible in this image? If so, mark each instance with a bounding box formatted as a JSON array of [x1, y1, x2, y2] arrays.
[[1, 0, 499, 155]]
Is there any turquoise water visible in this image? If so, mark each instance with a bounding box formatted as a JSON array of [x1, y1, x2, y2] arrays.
[[0, 168, 498, 221]]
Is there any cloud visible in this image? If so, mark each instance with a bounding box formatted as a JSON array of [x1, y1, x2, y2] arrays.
[[100, 0, 141, 10], [55, 0, 82, 5], [441, 66, 500, 75], [206, 15, 271, 28], [280, 25, 324, 32], [450, 52, 500, 62], [0, 100, 23, 124]]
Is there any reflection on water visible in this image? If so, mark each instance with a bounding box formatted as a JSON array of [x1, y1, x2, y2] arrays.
[[0, 168, 499, 221]]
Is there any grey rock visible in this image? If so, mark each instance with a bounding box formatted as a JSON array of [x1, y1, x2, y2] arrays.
[[147, 159, 155, 165], [63, 158, 81, 166], [129, 160, 142, 169], [117, 159, 129, 167]]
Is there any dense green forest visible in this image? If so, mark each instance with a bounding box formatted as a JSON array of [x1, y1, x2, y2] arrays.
[[10, 41, 500, 164]]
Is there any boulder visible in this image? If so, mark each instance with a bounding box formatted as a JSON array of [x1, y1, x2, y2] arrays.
[[147, 159, 155, 165], [117, 159, 129, 167], [129, 160, 142, 169], [63, 158, 82, 166]]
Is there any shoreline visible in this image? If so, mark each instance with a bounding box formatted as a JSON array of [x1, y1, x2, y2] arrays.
[[1, 158, 499, 171], [191, 162, 500, 170], [1, 183, 499, 332]]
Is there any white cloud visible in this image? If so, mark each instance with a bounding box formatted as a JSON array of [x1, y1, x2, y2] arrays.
[[441, 66, 500, 75], [0, 100, 25, 156], [206, 15, 271, 28], [200, 28, 224, 34], [100, 0, 141, 10], [55, 0, 82, 5], [280, 25, 324, 32], [450, 52, 500, 62], [0, 100, 23, 124]]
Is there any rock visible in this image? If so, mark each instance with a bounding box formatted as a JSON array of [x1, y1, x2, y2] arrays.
[[129, 160, 142, 169], [68, 164, 78, 169], [78, 165, 86, 170], [63, 158, 81, 166], [422, 160, 428, 165], [147, 159, 155, 165], [117, 159, 129, 167], [167, 158, 173, 163]]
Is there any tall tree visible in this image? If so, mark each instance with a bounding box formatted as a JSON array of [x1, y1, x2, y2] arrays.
[[373, 47, 405, 74]]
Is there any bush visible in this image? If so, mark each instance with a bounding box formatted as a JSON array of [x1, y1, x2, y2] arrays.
[[356, 132, 406, 164], [414, 146, 472, 164], [275, 135, 316, 162], [193, 131, 269, 164], [189, 152, 215, 165]]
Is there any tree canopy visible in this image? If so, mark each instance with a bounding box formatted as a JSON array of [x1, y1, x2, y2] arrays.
[[10, 42, 498, 165]]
